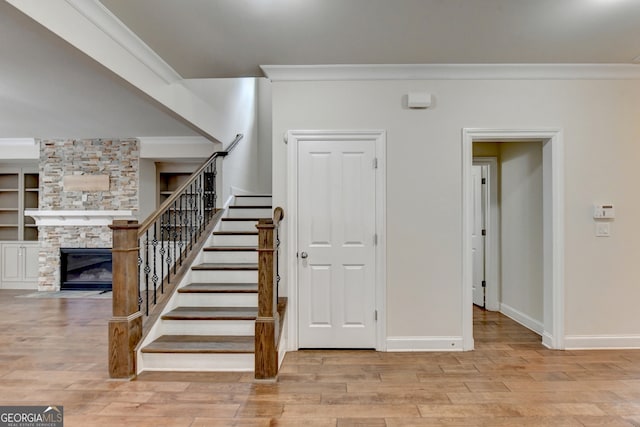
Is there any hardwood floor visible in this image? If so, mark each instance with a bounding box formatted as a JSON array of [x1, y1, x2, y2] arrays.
[[2, 290, 640, 426]]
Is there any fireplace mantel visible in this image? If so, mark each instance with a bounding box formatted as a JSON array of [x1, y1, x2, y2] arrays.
[[25, 209, 135, 226]]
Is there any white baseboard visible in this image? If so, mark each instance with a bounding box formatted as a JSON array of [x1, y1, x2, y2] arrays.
[[564, 335, 640, 350], [542, 332, 554, 349], [386, 336, 463, 352], [500, 303, 544, 335], [230, 186, 253, 196], [223, 195, 234, 210]]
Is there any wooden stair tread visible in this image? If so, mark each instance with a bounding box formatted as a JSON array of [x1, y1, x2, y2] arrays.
[[162, 306, 257, 320], [179, 283, 258, 293], [203, 246, 257, 251], [213, 231, 258, 235], [142, 335, 254, 354], [192, 263, 258, 271]]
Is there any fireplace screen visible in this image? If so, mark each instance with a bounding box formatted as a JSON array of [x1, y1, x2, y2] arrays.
[[60, 248, 112, 291]]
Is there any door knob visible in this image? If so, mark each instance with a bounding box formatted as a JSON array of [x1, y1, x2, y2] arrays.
[[300, 251, 308, 259]]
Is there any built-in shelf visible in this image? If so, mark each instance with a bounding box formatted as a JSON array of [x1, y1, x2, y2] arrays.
[[0, 167, 38, 241]]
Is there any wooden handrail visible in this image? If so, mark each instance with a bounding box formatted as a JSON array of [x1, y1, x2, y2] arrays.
[[273, 206, 284, 226]]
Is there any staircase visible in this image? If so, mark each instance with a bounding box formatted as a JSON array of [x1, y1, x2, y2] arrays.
[[137, 195, 273, 372]]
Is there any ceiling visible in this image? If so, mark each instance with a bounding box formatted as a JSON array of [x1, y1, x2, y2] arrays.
[[0, 1, 198, 139], [100, 0, 640, 78], [2, 0, 640, 140]]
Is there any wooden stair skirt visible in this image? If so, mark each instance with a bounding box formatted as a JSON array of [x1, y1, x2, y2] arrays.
[[137, 195, 284, 376]]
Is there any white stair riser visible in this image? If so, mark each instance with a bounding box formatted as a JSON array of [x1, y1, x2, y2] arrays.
[[177, 292, 258, 307], [220, 221, 259, 232], [140, 353, 254, 372], [160, 319, 254, 336], [234, 196, 272, 206], [190, 269, 258, 283], [210, 234, 257, 246], [227, 208, 272, 218], [202, 250, 257, 263]]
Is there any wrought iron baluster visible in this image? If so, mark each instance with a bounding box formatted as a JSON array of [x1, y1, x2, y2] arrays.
[[152, 222, 159, 303], [178, 191, 184, 266], [137, 237, 143, 313], [173, 200, 178, 275], [212, 159, 218, 211], [189, 181, 195, 251], [144, 230, 151, 310], [159, 215, 166, 292]]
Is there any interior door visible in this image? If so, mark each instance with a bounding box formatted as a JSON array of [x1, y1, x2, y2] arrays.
[[298, 139, 377, 348], [471, 164, 487, 307]]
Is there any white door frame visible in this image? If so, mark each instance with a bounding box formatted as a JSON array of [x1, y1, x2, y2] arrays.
[[287, 130, 387, 351], [462, 129, 565, 350], [472, 157, 500, 311]]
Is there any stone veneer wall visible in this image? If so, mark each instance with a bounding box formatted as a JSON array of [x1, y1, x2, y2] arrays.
[[38, 139, 139, 290]]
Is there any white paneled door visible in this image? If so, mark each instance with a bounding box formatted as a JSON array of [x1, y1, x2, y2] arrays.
[[298, 139, 377, 348], [471, 164, 487, 307]]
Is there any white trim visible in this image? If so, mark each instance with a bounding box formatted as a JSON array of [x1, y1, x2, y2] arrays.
[[564, 335, 640, 350], [386, 336, 463, 352], [500, 303, 544, 336], [229, 186, 255, 196], [223, 195, 235, 210], [262, 64, 640, 82], [0, 138, 39, 160], [542, 332, 554, 349], [64, 0, 181, 84], [472, 157, 500, 311], [286, 130, 387, 351], [25, 209, 134, 226], [0, 138, 37, 146], [462, 128, 565, 350]]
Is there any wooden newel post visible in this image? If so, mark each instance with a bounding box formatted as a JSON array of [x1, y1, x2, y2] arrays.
[[255, 218, 278, 379], [108, 220, 143, 379]]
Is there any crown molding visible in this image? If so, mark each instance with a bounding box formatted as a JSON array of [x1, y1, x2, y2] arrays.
[[64, 0, 181, 84], [261, 64, 640, 82]]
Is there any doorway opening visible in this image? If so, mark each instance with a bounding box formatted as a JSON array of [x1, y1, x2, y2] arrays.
[[462, 129, 565, 351], [473, 142, 546, 342]]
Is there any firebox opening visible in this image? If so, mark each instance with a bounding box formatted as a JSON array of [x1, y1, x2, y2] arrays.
[[60, 248, 112, 291]]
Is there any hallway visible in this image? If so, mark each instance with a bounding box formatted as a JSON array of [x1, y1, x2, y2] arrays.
[[1, 290, 639, 426]]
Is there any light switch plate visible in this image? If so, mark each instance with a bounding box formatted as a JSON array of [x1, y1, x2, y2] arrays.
[[595, 222, 610, 237]]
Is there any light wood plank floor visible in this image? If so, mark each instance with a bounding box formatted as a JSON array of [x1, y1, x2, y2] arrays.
[[1, 290, 640, 426]]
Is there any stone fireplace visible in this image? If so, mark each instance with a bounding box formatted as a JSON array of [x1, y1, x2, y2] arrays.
[[34, 139, 139, 291]]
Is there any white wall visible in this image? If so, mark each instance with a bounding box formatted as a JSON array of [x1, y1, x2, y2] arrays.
[[499, 142, 543, 329], [138, 158, 156, 220], [183, 78, 261, 202], [271, 78, 640, 346], [257, 78, 273, 194]]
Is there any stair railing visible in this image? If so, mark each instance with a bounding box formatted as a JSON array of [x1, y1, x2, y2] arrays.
[[255, 206, 284, 379], [108, 134, 243, 379]]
